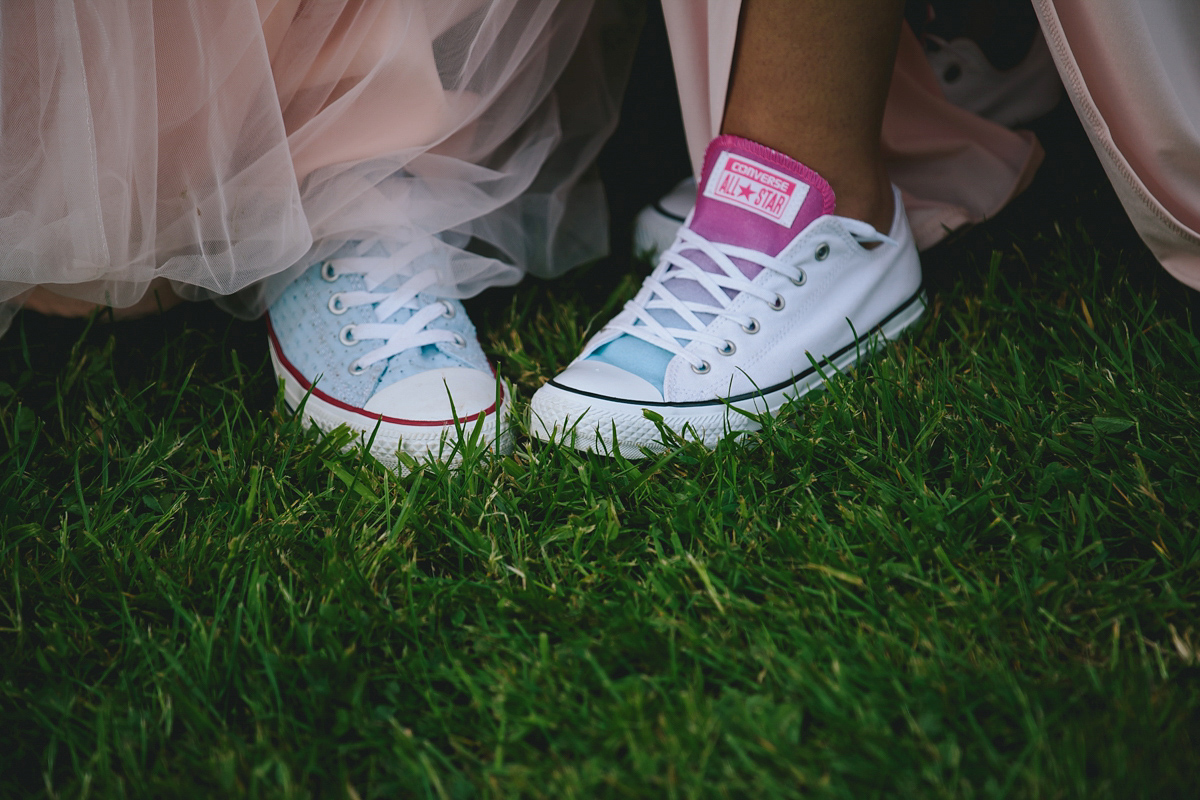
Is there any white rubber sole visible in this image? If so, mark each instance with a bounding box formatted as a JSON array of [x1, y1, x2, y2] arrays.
[[530, 290, 927, 458], [269, 334, 511, 472]]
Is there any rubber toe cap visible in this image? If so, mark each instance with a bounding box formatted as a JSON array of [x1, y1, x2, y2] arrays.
[[364, 367, 499, 422]]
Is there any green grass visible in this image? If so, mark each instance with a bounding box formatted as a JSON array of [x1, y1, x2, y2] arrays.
[[3, 118, 1200, 796]]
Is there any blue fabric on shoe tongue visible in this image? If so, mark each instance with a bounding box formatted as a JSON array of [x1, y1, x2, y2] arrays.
[[585, 278, 719, 391], [584, 232, 743, 389], [587, 336, 674, 389]]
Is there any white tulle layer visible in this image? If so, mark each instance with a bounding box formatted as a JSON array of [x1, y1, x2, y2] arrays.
[[0, 0, 633, 331]]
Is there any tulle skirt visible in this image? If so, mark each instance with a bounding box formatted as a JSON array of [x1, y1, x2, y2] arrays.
[[0, 0, 633, 332]]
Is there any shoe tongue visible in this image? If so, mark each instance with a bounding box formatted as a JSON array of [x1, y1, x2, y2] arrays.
[[659, 136, 836, 309], [690, 134, 836, 258]]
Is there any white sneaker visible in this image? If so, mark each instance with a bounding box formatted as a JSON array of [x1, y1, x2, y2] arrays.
[[267, 239, 511, 471], [925, 28, 1062, 129], [532, 135, 925, 457]]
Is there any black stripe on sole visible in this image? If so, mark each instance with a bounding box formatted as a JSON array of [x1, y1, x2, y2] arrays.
[[547, 286, 926, 409]]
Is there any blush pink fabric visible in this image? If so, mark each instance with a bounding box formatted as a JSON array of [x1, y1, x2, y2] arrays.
[[882, 25, 1044, 250], [663, 0, 1200, 291], [1, 0, 633, 330], [661, 2, 1044, 253], [1035, 1, 1200, 290]]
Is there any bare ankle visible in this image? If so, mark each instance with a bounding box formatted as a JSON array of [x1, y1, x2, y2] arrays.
[[833, 175, 895, 235]]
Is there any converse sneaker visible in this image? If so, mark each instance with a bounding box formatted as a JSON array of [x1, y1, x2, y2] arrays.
[[266, 239, 510, 470], [531, 135, 925, 457], [925, 28, 1062, 129]]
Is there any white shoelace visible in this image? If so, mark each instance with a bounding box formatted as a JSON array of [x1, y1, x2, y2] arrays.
[[606, 220, 893, 371], [323, 240, 464, 373]]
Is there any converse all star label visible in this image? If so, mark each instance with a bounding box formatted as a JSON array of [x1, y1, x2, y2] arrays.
[[701, 151, 810, 227]]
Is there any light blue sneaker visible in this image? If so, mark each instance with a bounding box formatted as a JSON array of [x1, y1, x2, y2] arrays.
[[266, 240, 510, 470]]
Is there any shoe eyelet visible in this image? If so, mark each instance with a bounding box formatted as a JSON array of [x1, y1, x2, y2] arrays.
[[320, 261, 338, 282], [770, 294, 785, 311], [691, 360, 711, 375], [815, 243, 830, 261], [442, 302, 456, 319], [792, 269, 807, 287], [717, 340, 736, 356], [943, 64, 962, 84], [338, 324, 359, 346], [742, 318, 760, 334], [328, 293, 348, 315], [348, 360, 367, 376], [453, 333, 467, 347]]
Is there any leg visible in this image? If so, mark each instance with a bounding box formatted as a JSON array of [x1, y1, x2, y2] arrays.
[[722, 0, 904, 232], [533, 0, 925, 456]]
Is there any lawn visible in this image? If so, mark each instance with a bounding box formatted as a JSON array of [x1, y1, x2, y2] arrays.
[[2, 30, 1199, 800]]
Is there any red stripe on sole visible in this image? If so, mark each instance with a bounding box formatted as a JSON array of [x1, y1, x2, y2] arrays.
[[265, 314, 500, 428]]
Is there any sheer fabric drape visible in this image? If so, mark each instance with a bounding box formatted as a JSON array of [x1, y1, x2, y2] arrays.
[[1035, 0, 1200, 290], [0, 0, 632, 332]]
